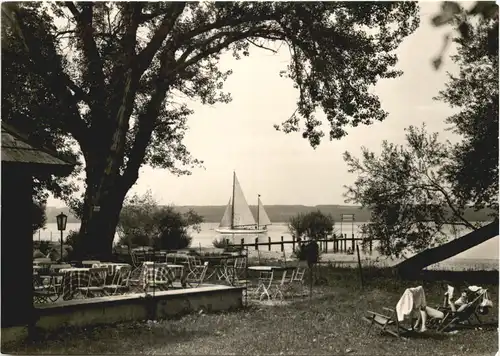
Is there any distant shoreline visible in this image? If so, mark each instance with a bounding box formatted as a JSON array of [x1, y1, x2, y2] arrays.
[[45, 204, 495, 225]]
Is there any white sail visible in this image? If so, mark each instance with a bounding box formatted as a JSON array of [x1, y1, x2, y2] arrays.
[[258, 197, 272, 226], [232, 174, 257, 227], [219, 198, 232, 228]]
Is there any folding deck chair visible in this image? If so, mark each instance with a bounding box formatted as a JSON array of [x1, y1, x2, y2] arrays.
[[364, 286, 430, 338], [436, 288, 491, 332], [364, 307, 414, 338]]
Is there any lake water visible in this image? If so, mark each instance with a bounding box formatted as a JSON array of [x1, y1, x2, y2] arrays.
[[36, 221, 499, 268]]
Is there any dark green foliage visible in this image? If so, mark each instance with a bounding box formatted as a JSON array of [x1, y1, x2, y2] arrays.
[[64, 230, 84, 260], [430, 1, 498, 69], [344, 16, 499, 258], [117, 191, 203, 251], [293, 243, 307, 261], [35, 240, 51, 255], [343, 125, 480, 258], [2, 2, 419, 258], [436, 19, 498, 217], [288, 210, 335, 240], [2, 3, 81, 210], [32, 201, 47, 233], [65, 230, 82, 249], [33, 249, 46, 258], [212, 237, 241, 252], [154, 207, 203, 251], [212, 237, 231, 249]]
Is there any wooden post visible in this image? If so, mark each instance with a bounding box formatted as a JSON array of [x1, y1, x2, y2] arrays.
[[292, 236, 296, 251], [333, 236, 337, 253], [351, 234, 355, 251], [344, 233, 347, 252], [369, 238, 373, 255], [244, 246, 249, 307], [309, 266, 313, 301], [255, 237, 258, 250], [268, 236, 271, 251], [280, 236, 284, 252], [240, 238, 244, 250], [325, 238, 328, 253], [356, 244, 364, 289]]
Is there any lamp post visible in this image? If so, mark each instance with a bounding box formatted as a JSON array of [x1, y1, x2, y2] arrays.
[[56, 213, 68, 262]]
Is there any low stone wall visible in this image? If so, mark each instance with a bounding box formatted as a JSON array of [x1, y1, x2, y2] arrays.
[[1, 285, 243, 347]]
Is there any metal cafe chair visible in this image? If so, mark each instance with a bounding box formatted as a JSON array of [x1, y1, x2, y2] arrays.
[[104, 265, 132, 295], [185, 261, 209, 288], [33, 271, 61, 303], [76, 267, 108, 298]]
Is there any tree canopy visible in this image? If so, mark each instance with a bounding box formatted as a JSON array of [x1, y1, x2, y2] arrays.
[[2, 2, 419, 259], [430, 1, 498, 69], [344, 15, 498, 259], [344, 125, 459, 258], [436, 18, 498, 215]]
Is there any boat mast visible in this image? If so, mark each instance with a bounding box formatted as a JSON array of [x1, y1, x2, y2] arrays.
[[231, 171, 235, 230], [257, 194, 260, 230]]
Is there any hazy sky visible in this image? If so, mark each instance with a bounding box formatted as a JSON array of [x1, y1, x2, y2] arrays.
[[48, 2, 465, 208]]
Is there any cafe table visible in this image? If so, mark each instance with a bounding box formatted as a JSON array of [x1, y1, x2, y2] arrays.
[[59, 267, 93, 300], [142, 262, 185, 290], [201, 255, 236, 282]]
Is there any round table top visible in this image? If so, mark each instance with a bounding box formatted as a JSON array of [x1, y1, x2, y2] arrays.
[[59, 267, 91, 273], [248, 265, 297, 271]]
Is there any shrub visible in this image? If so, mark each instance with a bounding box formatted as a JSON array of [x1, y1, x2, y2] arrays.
[[32, 201, 47, 234], [64, 230, 83, 260], [118, 191, 203, 251], [36, 240, 51, 255], [33, 249, 46, 258], [292, 239, 321, 263], [288, 210, 335, 241], [212, 237, 231, 249]]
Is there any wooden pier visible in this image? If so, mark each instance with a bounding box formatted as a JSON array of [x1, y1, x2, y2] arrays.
[[228, 234, 378, 255]]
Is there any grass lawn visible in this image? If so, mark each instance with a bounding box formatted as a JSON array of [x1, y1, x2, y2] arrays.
[[6, 267, 499, 355]]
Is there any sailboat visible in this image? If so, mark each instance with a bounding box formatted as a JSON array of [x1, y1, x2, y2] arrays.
[[216, 172, 272, 234]]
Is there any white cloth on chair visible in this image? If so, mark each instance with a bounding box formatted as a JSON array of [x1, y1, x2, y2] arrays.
[[445, 285, 454, 300], [396, 286, 427, 322], [468, 285, 481, 293]]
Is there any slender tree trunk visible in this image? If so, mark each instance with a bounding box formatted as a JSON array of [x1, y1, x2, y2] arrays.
[[396, 221, 499, 277]]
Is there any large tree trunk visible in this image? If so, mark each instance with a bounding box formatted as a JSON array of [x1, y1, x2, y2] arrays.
[[78, 188, 126, 261], [396, 221, 499, 277], [77, 162, 129, 261]]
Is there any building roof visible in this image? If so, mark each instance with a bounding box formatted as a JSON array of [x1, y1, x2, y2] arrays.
[[1, 122, 76, 175]]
